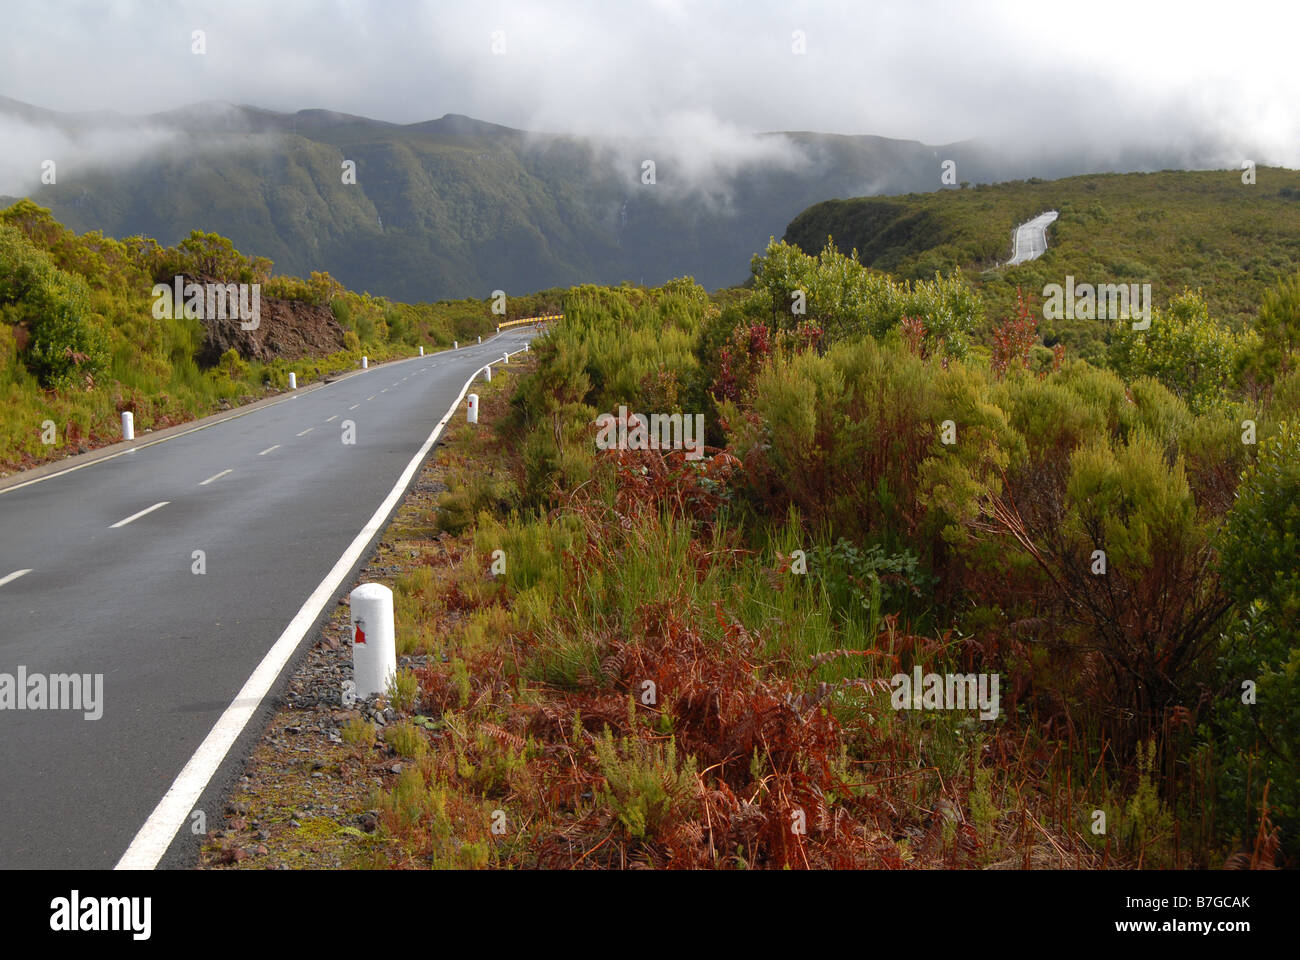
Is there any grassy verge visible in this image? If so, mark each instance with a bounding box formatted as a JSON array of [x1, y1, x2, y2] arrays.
[[204, 352, 1124, 869]]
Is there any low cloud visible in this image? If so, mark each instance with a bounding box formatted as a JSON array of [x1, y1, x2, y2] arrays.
[[0, 101, 293, 198], [1, 0, 1296, 201], [0, 114, 182, 197], [581, 111, 814, 213]]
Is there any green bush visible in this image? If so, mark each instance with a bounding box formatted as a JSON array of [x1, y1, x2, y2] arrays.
[[1108, 290, 1253, 413], [594, 726, 698, 841], [809, 537, 933, 628], [721, 336, 1015, 560], [21, 268, 105, 388], [1213, 422, 1300, 848], [0, 222, 108, 388], [437, 468, 518, 534], [505, 284, 711, 508], [216, 347, 248, 380], [749, 236, 981, 359], [1254, 271, 1300, 376]]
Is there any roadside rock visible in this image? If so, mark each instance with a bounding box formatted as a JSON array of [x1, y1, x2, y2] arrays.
[[185, 273, 348, 366]]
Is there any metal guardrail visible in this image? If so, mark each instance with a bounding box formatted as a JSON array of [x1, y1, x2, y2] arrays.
[[496, 314, 562, 332]]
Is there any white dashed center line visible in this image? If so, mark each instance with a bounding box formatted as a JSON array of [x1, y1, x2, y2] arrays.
[[258, 445, 280, 456], [199, 469, 232, 486], [324, 415, 339, 423], [0, 569, 33, 588], [296, 427, 314, 437], [348, 404, 360, 410], [110, 501, 170, 529]]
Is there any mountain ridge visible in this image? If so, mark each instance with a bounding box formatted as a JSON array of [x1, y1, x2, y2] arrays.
[[0, 97, 1270, 301]]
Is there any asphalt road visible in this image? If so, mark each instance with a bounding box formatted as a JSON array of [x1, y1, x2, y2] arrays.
[[0, 329, 533, 869], [1007, 210, 1059, 265]]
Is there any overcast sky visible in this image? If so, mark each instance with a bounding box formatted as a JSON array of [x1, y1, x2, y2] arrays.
[[1, 0, 1297, 159]]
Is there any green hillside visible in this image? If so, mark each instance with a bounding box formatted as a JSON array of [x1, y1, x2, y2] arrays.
[[783, 168, 1300, 360], [4, 97, 1224, 304]]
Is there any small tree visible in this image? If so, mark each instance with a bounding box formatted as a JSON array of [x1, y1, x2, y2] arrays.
[[978, 424, 1230, 750], [0, 223, 107, 388], [1255, 272, 1300, 376], [1108, 289, 1249, 413], [990, 287, 1038, 378], [1214, 422, 1300, 849]]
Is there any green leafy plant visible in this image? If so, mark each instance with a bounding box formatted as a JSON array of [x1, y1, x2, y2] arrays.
[[1213, 421, 1300, 849], [384, 721, 428, 759], [593, 727, 699, 841]]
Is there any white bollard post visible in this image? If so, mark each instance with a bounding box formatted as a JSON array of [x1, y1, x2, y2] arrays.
[[483, 365, 492, 382], [419, 346, 424, 356], [477, 336, 482, 344], [524, 342, 529, 352], [453, 340, 458, 350], [350, 583, 396, 701], [288, 372, 297, 390], [503, 352, 509, 364], [121, 411, 134, 441], [362, 356, 368, 369], [467, 393, 479, 424]]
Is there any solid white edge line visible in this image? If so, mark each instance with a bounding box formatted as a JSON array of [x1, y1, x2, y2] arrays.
[[198, 469, 233, 486], [113, 364, 482, 870], [109, 501, 170, 529], [0, 568, 33, 587]]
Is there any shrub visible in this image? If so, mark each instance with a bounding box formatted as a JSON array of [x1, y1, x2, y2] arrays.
[[991, 287, 1039, 378], [387, 667, 421, 713], [809, 538, 933, 627], [0, 223, 107, 388], [1213, 422, 1300, 848], [594, 726, 699, 841], [749, 236, 980, 359], [384, 721, 428, 760], [437, 468, 517, 534], [1108, 289, 1252, 413], [216, 348, 247, 379], [1254, 271, 1300, 375], [341, 716, 375, 747], [22, 268, 106, 389], [722, 337, 1016, 567], [977, 422, 1229, 747]]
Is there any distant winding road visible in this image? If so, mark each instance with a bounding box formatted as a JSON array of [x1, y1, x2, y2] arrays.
[[1006, 210, 1059, 265], [0, 329, 534, 869]]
